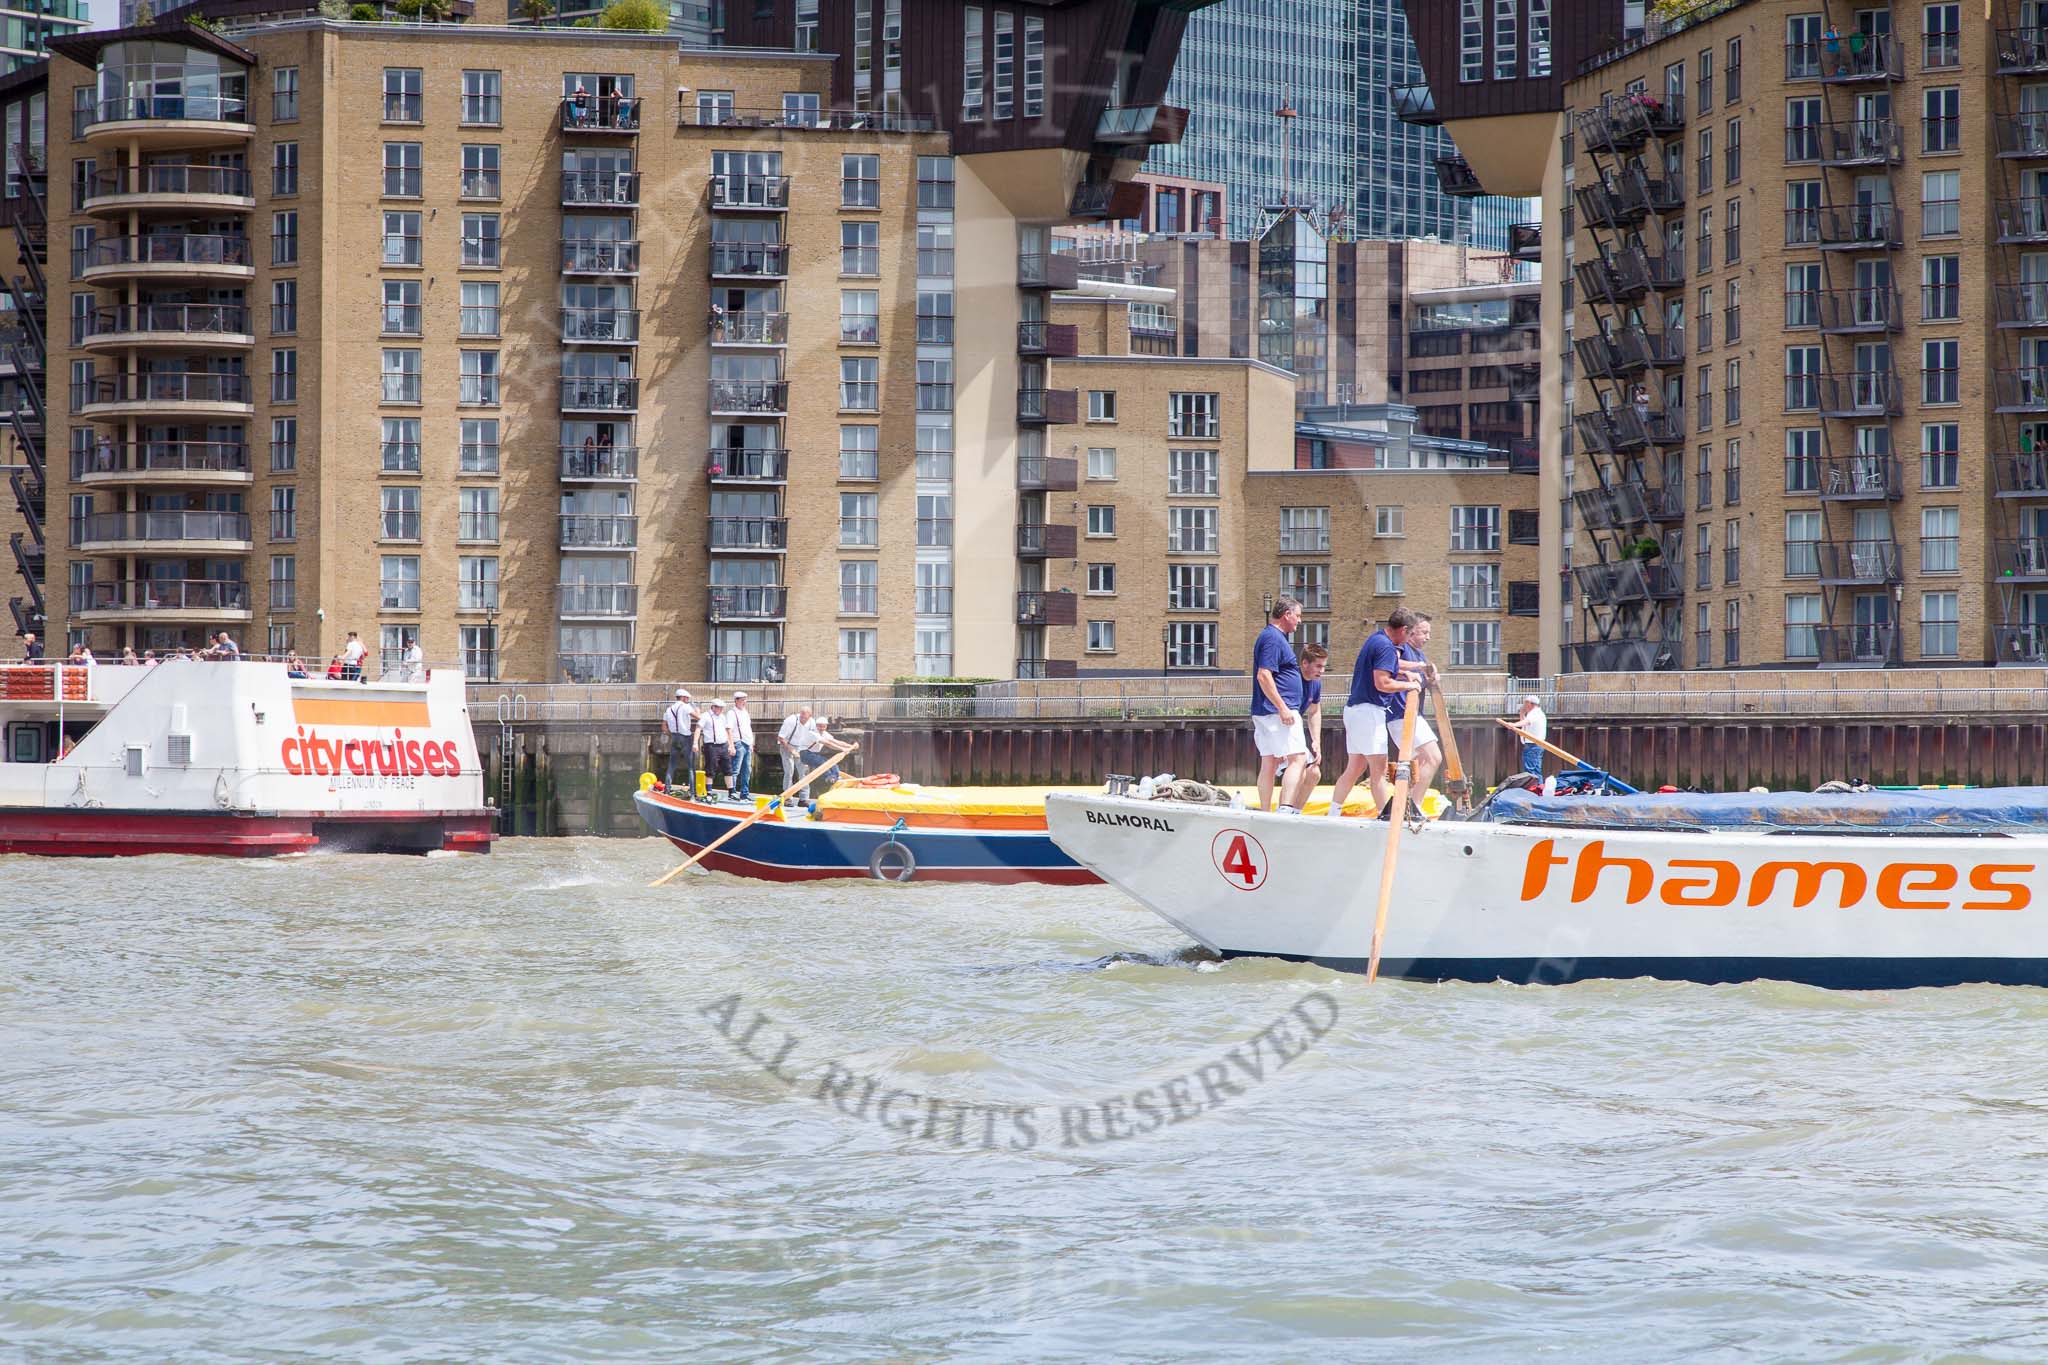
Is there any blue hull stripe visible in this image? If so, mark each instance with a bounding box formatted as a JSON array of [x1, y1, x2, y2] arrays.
[[634, 794, 1079, 872], [1226, 953, 2048, 991]]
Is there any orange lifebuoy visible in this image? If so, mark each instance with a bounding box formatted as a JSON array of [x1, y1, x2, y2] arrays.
[[857, 773, 901, 788]]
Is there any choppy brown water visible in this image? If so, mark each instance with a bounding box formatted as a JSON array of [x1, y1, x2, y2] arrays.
[[8, 838, 2048, 1360]]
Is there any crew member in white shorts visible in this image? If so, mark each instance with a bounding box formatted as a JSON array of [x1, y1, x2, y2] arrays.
[[1331, 606, 1424, 816]]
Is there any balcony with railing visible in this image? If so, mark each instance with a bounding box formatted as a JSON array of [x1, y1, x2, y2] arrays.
[[1569, 637, 1680, 672], [710, 243, 790, 279], [562, 170, 640, 207], [1575, 335, 1624, 380], [1018, 253, 1081, 291], [1015, 591, 1078, 627], [1998, 112, 2048, 162], [1017, 321, 1080, 358], [1996, 623, 2048, 663], [560, 377, 639, 412], [1613, 325, 1685, 373], [708, 516, 790, 552], [1018, 387, 1079, 424], [710, 311, 789, 345], [1015, 455, 1079, 491], [1997, 283, 2048, 329], [76, 91, 253, 143], [709, 380, 788, 416], [1016, 522, 1077, 558], [1577, 96, 1651, 153], [70, 577, 250, 619], [1817, 371, 1903, 417], [708, 174, 791, 211], [1571, 478, 1685, 531], [82, 163, 253, 215], [1434, 153, 1485, 198], [1817, 204, 1901, 249], [707, 586, 788, 621], [707, 448, 788, 482], [76, 371, 254, 417], [558, 514, 638, 549], [683, 104, 933, 132], [709, 652, 786, 684], [1391, 83, 1441, 126], [1802, 624, 1898, 667], [1995, 453, 2048, 498], [1508, 221, 1541, 263], [1818, 288, 1901, 334], [70, 510, 252, 552], [1816, 119, 1902, 167], [557, 583, 639, 618], [1015, 658, 1080, 680], [1819, 34, 1902, 82], [562, 239, 639, 275], [77, 232, 253, 282], [560, 652, 637, 684], [1997, 27, 2048, 75], [562, 308, 640, 345], [559, 96, 641, 133], [1816, 455, 1903, 501], [1996, 537, 2048, 581], [1995, 368, 2048, 412], [1815, 539, 1903, 584], [77, 303, 252, 350], [560, 445, 638, 481], [70, 440, 250, 485], [1998, 198, 2048, 244]]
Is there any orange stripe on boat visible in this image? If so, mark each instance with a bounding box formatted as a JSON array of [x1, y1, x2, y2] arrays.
[[291, 697, 433, 727], [813, 807, 1049, 831]]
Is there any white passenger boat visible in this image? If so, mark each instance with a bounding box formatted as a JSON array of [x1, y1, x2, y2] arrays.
[[1047, 786, 2048, 988], [0, 660, 492, 856]]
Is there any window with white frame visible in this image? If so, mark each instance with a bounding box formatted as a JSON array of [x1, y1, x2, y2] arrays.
[[381, 348, 420, 403], [461, 213, 500, 267], [1785, 593, 1822, 657], [271, 417, 296, 472], [1168, 391, 1219, 437], [917, 493, 952, 546], [1086, 620, 1115, 653], [460, 418, 498, 474], [1086, 562, 1116, 595], [1921, 590, 1959, 657], [1374, 562, 1404, 595], [1921, 505, 1959, 572], [840, 288, 880, 343], [1280, 563, 1329, 611], [1169, 506, 1218, 553], [1450, 563, 1501, 610], [1088, 389, 1116, 421], [1920, 422, 1958, 488], [838, 628, 877, 681], [1450, 620, 1500, 667], [379, 211, 417, 266], [839, 356, 879, 410], [839, 424, 879, 480], [1167, 621, 1217, 668], [1460, 0, 1483, 81], [380, 486, 419, 541], [458, 555, 498, 611], [1023, 14, 1045, 117], [458, 487, 498, 542], [1086, 447, 1116, 480], [269, 554, 295, 610], [839, 492, 877, 546], [381, 417, 420, 472], [383, 141, 421, 197], [1374, 505, 1405, 537], [839, 560, 878, 614], [1785, 509, 1822, 576], [840, 153, 879, 208], [1449, 504, 1501, 550], [1168, 448, 1218, 495], [1086, 504, 1116, 537], [459, 350, 499, 406], [1279, 506, 1330, 552], [380, 554, 420, 610], [963, 7, 985, 119], [1168, 564, 1217, 610], [916, 562, 952, 614]]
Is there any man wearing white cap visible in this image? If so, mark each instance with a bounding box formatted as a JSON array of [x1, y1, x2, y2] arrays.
[[1505, 694, 1547, 778], [727, 691, 756, 800], [700, 697, 732, 796], [662, 687, 698, 792]]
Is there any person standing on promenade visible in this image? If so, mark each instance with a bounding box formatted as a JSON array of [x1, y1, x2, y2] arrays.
[[1250, 595, 1310, 814], [663, 688, 699, 793]]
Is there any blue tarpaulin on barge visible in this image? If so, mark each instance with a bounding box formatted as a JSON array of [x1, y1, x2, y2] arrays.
[[1490, 787, 2048, 833]]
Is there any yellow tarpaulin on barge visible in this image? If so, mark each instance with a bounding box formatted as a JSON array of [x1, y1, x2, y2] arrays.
[[808, 784, 1447, 828]]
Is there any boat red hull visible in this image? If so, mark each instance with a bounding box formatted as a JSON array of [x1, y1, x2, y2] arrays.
[[0, 808, 497, 857]]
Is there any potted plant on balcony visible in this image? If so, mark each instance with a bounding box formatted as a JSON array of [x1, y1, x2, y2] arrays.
[[1621, 535, 1663, 561]]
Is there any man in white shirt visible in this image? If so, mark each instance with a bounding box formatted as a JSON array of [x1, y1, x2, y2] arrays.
[[776, 704, 815, 783], [727, 691, 756, 800], [402, 637, 424, 681], [341, 631, 367, 682], [1507, 695, 1548, 777], [699, 697, 732, 794], [662, 687, 698, 792]]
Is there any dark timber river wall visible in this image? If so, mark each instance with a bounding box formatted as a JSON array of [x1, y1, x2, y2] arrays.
[[477, 712, 2048, 837]]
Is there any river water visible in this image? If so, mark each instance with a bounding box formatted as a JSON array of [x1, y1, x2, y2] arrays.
[[8, 839, 2048, 1361]]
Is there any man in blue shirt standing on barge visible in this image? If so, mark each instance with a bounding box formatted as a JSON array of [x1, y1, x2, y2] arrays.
[[1249, 595, 1311, 813]]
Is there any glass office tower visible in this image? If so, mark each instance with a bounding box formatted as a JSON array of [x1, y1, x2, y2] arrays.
[[4, 0, 86, 72]]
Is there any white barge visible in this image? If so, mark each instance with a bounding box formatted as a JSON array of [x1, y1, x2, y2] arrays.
[[0, 660, 492, 856], [1047, 787, 2048, 989]]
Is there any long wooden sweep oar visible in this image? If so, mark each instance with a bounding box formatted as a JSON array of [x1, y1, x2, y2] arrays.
[[649, 742, 858, 887], [1493, 719, 1640, 795], [1366, 687, 1422, 985], [1428, 684, 1471, 814]]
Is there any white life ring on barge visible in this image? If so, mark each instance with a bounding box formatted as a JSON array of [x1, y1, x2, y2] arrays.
[[868, 839, 916, 882]]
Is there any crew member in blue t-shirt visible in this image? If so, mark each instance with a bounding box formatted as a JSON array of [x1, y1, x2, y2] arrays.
[[1249, 595, 1310, 813], [1274, 643, 1329, 806], [1393, 614, 1444, 817], [1329, 606, 1423, 817]]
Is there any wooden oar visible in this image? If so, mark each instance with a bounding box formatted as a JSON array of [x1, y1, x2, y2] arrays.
[[649, 742, 858, 887], [1428, 684, 1471, 814], [1494, 719, 1640, 795], [1366, 687, 1421, 985]]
